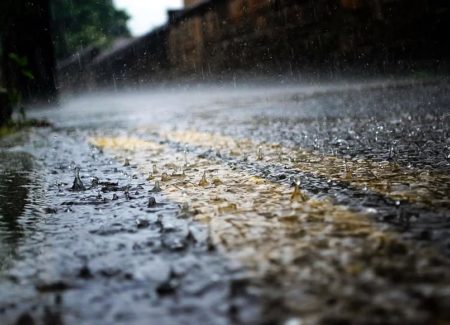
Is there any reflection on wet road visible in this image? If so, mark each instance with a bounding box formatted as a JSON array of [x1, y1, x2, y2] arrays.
[[0, 152, 35, 271], [0, 78, 449, 324]]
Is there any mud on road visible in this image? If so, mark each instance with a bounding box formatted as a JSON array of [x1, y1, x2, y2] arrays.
[[1, 78, 450, 324]]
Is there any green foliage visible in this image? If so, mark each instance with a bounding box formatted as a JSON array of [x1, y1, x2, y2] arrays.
[[6, 53, 36, 121], [9, 53, 34, 81], [51, 0, 131, 59], [0, 118, 52, 138]]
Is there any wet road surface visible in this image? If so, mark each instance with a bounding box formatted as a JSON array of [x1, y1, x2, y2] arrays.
[[0, 78, 449, 324]]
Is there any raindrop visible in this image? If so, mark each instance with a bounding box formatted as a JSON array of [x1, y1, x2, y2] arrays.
[[291, 177, 308, 202], [183, 145, 189, 166], [388, 141, 398, 161], [388, 146, 394, 159], [124, 186, 131, 200], [71, 167, 86, 191], [161, 172, 170, 182], [171, 169, 186, 178], [218, 203, 237, 213], [343, 158, 353, 179], [198, 172, 209, 186], [150, 181, 162, 193], [91, 176, 99, 187], [181, 201, 190, 213], [257, 146, 263, 161], [148, 197, 157, 207], [212, 178, 223, 186], [136, 218, 150, 229], [277, 149, 283, 162]]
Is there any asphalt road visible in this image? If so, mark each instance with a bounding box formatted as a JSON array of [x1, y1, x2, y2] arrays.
[[0, 77, 449, 324]]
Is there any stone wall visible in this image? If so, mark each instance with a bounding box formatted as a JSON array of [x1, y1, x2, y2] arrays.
[[184, 0, 205, 7], [167, 0, 450, 75], [57, 0, 450, 90]]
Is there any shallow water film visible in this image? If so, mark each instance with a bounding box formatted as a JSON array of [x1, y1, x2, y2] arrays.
[[1, 79, 450, 324]]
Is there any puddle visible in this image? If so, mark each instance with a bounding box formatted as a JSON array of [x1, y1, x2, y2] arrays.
[[0, 151, 35, 271]]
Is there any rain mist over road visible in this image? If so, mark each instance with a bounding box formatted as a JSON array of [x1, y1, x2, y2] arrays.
[[0, 77, 448, 324]]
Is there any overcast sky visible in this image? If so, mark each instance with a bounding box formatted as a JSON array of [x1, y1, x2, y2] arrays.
[[113, 0, 183, 37]]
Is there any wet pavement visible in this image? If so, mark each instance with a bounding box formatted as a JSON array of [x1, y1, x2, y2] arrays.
[[0, 77, 449, 324]]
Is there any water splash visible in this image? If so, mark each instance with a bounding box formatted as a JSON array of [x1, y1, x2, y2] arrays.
[[343, 158, 353, 179], [91, 176, 99, 188], [388, 140, 398, 162], [198, 172, 209, 186], [71, 167, 86, 191], [181, 201, 190, 214], [150, 181, 162, 193], [184, 145, 189, 167], [212, 178, 223, 186], [291, 177, 308, 202], [161, 172, 170, 182], [148, 197, 157, 207], [218, 203, 238, 213], [257, 146, 263, 161], [124, 186, 130, 200]]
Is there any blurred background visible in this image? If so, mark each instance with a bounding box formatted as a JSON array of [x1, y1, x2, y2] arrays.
[[0, 0, 449, 122]]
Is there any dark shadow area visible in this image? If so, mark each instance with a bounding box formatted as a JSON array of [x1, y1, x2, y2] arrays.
[[0, 151, 34, 271]]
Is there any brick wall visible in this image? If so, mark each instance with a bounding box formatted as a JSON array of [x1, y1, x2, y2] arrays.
[[166, 0, 450, 74], [57, 0, 450, 90], [184, 0, 204, 8]]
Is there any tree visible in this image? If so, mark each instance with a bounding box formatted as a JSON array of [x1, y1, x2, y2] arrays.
[[51, 0, 130, 60], [0, 0, 57, 125], [0, 0, 129, 125]]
